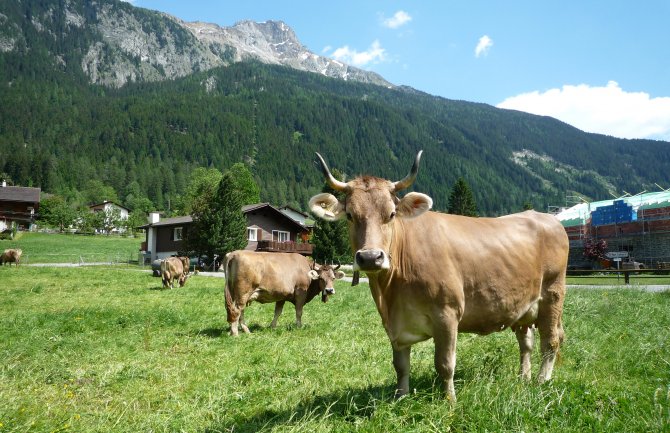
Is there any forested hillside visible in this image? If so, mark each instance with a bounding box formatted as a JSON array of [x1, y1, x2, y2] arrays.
[[1, 0, 669, 216]]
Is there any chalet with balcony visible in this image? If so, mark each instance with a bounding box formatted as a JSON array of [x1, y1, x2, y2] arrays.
[[139, 203, 313, 262], [0, 181, 40, 232]]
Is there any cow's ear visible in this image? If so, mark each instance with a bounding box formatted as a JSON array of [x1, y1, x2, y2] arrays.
[[396, 192, 433, 218], [309, 193, 345, 221], [334, 270, 346, 280], [308, 270, 319, 280]]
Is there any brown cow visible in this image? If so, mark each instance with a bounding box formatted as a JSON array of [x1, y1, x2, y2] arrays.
[[160, 256, 190, 289], [224, 251, 345, 336], [0, 248, 22, 266], [309, 151, 569, 401]]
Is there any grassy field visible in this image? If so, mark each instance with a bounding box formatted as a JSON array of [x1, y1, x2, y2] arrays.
[[1, 265, 668, 432], [0, 232, 141, 264]]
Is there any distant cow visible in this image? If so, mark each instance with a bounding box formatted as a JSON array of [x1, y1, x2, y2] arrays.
[[224, 251, 345, 336], [310, 151, 569, 401], [0, 248, 22, 266], [160, 256, 190, 289]]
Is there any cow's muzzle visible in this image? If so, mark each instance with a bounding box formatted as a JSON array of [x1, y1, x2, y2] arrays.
[[321, 287, 335, 303], [355, 249, 389, 272]]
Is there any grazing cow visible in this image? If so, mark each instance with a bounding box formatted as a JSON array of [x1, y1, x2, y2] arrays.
[[178, 256, 191, 275], [309, 151, 569, 401], [0, 248, 22, 266], [160, 256, 190, 289], [224, 251, 345, 336]]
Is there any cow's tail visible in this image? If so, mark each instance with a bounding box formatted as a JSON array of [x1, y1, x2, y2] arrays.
[[224, 253, 238, 323]]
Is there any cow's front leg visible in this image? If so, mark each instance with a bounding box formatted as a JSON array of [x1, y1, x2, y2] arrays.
[[515, 326, 534, 381], [294, 302, 304, 328], [392, 346, 411, 398], [434, 323, 458, 402], [270, 301, 285, 328]]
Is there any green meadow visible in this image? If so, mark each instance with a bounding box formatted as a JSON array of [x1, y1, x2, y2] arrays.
[[1, 264, 669, 432], [2, 232, 141, 264]]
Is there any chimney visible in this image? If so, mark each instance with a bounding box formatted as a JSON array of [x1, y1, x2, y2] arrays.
[[148, 212, 160, 224]]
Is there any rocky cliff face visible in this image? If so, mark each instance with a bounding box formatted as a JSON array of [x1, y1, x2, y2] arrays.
[[179, 19, 393, 88], [1, 0, 393, 89]]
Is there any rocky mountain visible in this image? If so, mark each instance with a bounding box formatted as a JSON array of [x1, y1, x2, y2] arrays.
[[0, 0, 392, 88], [1, 0, 669, 216]]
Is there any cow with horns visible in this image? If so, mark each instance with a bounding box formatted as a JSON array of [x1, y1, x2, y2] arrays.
[[309, 151, 569, 401], [224, 251, 345, 336]]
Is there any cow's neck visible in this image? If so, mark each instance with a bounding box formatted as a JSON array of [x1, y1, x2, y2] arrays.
[[306, 279, 321, 302]]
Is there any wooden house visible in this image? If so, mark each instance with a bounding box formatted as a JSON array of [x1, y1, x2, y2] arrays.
[[0, 181, 40, 232], [139, 203, 313, 263]]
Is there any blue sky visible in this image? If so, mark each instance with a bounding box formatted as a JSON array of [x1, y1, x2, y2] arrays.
[[131, 0, 670, 141]]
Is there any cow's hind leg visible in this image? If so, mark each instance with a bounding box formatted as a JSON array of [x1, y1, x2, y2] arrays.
[[392, 346, 411, 398], [270, 301, 285, 328], [515, 326, 534, 381], [537, 278, 566, 383], [239, 309, 251, 334]]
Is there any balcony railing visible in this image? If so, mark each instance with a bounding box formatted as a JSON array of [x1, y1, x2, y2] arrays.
[[256, 240, 313, 255]]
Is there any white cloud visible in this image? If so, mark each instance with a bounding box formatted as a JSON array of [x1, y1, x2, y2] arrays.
[[497, 81, 670, 141], [475, 35, 493, 58], [382, 11, 412, 29], [331, 40, 387, 67]]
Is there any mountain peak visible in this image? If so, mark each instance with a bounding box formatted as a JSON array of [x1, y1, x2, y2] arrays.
[[180, 18, 393, 88], [0, 0, 392, 88]]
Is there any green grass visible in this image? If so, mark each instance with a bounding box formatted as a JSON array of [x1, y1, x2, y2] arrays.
[[1, 266, 669, 432], [1, 232, 141, 264]]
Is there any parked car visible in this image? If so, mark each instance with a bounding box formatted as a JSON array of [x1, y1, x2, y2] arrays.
[[621, 259, 645, 270]]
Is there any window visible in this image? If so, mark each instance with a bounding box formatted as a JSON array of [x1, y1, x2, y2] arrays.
[[272, 230, 290, 242], [247, 227, 258, 241], [173, 227, 183, 241]]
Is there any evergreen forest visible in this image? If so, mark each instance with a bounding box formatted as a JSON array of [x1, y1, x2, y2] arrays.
[[1, 0, 669, 216]]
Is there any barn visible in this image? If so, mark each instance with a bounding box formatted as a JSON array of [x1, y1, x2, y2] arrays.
[[556, 190, 670, 269]]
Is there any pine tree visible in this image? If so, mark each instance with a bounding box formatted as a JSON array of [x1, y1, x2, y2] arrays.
[[447, 177, 478, 217], [187, 172, 248, 261], [311, 168, 352, 264]]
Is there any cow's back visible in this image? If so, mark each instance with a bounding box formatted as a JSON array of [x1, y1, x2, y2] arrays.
[[386, 210, 568, 337], [226, 251, 309, 303]]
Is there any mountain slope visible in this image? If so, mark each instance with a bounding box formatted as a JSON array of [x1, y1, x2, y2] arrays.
[[0, 0, 390, 88], [0, 0, 668, 216]]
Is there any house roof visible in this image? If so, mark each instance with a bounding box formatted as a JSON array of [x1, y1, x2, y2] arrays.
[[89, 200, 130, 211], [243, 203, 308, 232], [0, 186, 41, 203], [556, 189, 670, 227], [138, 203, 308, 233], [138, 215, 193, 229], [278, 205, 314, 228]]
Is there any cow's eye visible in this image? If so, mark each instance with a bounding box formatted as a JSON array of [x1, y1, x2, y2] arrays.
[[389, 211, 396, 220], [346, 212, 353, 221]]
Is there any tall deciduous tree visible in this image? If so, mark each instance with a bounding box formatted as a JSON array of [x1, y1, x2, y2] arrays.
[[311, 168, 352, 264], [38, 194, 76, 232], [447, 177, 478, 217], [176, 167, 222, 216], [229, 162, 260, 205]]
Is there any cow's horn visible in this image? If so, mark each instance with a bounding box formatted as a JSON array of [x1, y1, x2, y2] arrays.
[[334, 260, 341, 271], [393, 150, 423, 192], [315, 153, 349, 192]]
